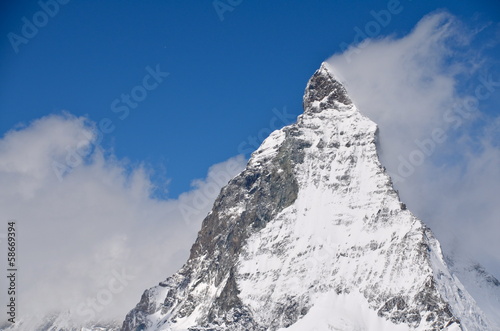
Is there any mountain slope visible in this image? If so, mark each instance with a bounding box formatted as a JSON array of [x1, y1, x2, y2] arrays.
[[445, 250, 500, 329], [121, 63, 495, 331]]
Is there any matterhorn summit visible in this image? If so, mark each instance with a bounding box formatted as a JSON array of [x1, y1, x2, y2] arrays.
[[121, 63, 499, 331]]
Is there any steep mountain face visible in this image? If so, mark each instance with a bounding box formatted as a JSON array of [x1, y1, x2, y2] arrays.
[[121, 63, 496, 331], [445, 250, 500, 329]]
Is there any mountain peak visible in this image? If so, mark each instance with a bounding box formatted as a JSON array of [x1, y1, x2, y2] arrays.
[[121, 62, 496, 331], [303, 62, 352, 113]]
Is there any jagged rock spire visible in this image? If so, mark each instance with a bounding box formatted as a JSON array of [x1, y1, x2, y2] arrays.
[[303, 62, 352, 113]]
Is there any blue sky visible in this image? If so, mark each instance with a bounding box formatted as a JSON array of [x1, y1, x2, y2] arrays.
[[1, 0, 500, 326], [1, 0, 498, 197]]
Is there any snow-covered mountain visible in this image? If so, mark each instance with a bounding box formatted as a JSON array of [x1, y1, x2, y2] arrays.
[[120, 63, 500, 331], [4, 63, 498, 331]]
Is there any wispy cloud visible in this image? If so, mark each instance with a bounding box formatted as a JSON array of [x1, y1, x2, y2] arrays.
[[0, 113, 246, 325], [327, 11, 500, 276]]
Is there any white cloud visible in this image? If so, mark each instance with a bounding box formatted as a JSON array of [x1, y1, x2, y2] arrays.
[[0, 113, 246, 326], [327, 11, 500, 276]]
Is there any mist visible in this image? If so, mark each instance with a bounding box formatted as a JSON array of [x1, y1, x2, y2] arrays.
[[0, 113, 246, 325]]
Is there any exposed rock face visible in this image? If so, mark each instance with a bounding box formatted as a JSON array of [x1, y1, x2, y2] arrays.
[[121, 63, 494, 331]]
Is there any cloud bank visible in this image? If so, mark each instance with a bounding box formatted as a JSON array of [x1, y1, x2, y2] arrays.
[[0, 113, 246, 326], [327, 12, 500, 276]]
